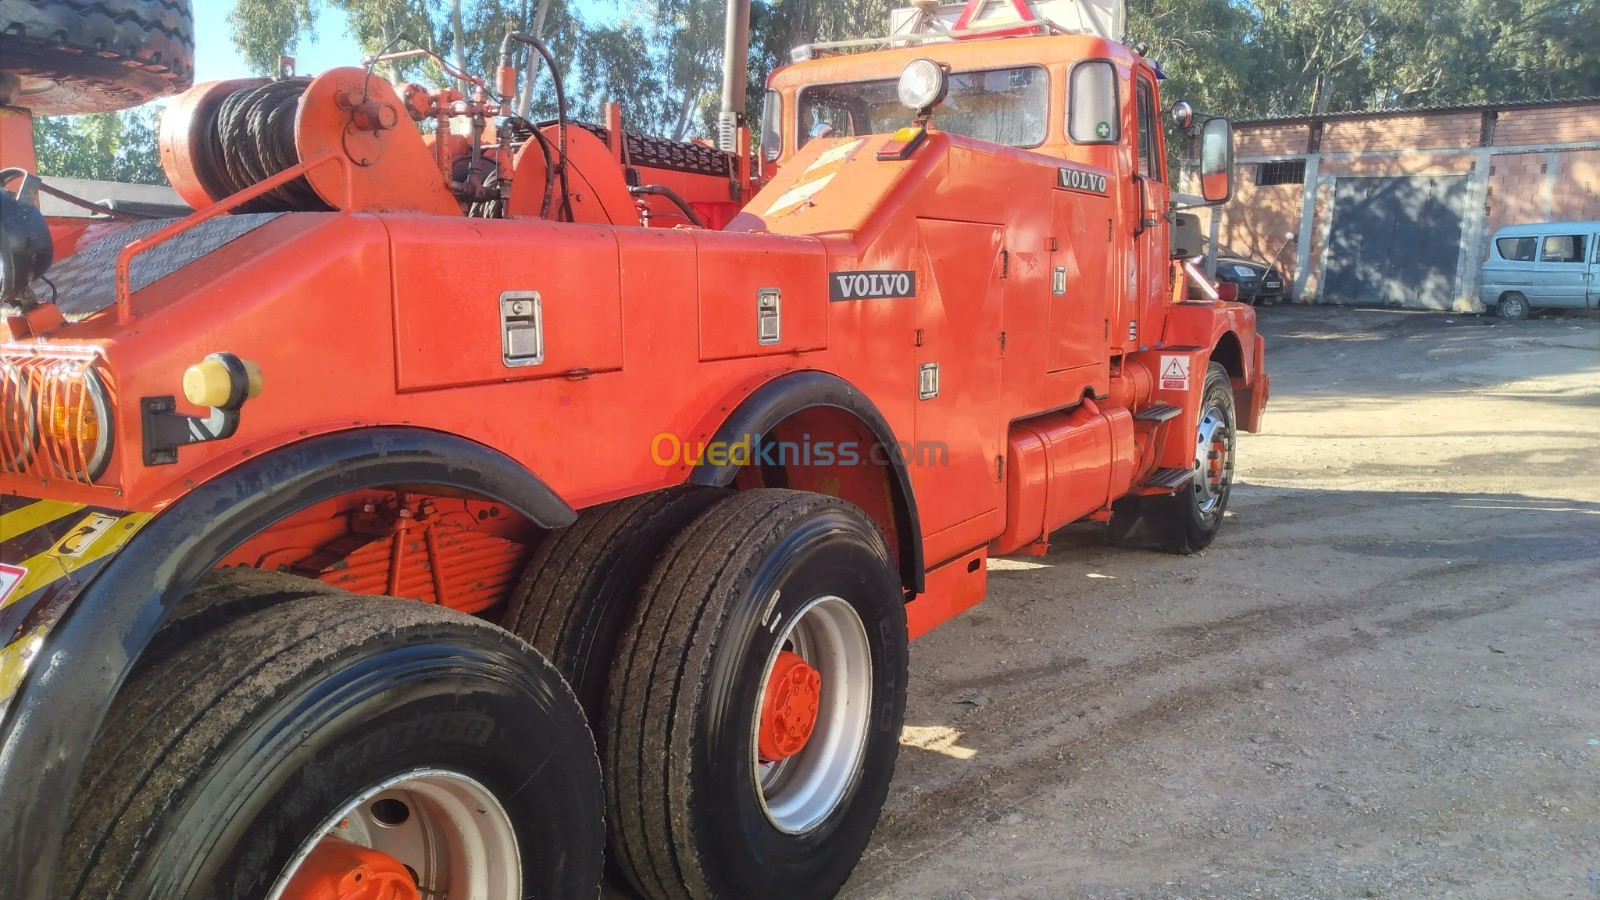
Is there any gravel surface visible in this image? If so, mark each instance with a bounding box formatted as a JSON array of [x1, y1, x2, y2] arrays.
[[840, 306, 1600, 899]]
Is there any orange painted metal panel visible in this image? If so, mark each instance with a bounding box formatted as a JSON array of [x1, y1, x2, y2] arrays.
[[906, 547, 988, 640], [388, 219, 624, 392], [693, 231, 829, 362], [910, 219, 1005, 547], [1048, 187, 1117, 373]]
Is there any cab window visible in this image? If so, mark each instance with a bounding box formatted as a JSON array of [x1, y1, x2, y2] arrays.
[[761, 90, 783, 162], [1540, 234, 1588, 263], [1068, 61, 1119, 144], [1135, 77, 1161, 180]]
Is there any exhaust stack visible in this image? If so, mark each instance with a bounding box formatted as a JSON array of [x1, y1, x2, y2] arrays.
[[718, 0, 752, 153]]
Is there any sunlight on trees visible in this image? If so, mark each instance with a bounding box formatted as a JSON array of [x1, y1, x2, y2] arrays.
[[29, 0, 1600, 183]]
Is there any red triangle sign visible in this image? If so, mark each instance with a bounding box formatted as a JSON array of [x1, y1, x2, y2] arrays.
[[953, 0, 1045, 37]]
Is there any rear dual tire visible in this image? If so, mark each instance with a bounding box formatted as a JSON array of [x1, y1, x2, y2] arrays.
[[605, 489, 909, 900], [54, 593, 604, 899]]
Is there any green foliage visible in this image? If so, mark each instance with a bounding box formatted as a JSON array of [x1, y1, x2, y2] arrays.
[[1128, 0, 1600, 118], [227, 0, 729, 139], [221, 0, 1600, 144], [33, 109, 167, 185]]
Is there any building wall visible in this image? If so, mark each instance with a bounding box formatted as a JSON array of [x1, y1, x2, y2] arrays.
[[1224, 100, 1600, 311]]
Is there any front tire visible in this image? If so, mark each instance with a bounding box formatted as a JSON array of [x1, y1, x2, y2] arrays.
[[1497, 292, 1530, 320], [54, 593, 605, 899], [1109, 363, 1237, 554], [604, 490, 909, 900]]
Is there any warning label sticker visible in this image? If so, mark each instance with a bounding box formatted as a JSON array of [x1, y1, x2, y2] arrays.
[[56, 513, 118, 559], [1160, 355, 1191, 391], [0, 564, 26, 609]]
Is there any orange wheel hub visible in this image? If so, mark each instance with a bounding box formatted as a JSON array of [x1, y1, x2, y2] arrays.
[[280, 836, 420, 900], [758, 650, 823, 762]]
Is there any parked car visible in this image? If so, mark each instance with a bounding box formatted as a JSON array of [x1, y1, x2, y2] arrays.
[[1205, 240, 1288, 306], [1480, 221, 1600, 319]]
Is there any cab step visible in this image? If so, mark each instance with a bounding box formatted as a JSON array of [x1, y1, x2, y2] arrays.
[[1133, 404, 1183, 423], [1145, 467, 1195, 490]]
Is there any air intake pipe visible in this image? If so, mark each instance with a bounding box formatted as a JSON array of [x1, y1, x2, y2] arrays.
[[718, 0, 752, 153]]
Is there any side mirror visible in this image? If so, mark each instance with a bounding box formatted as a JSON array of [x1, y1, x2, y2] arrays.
[[1171, 101, 1194, 130], [1199, 117, 1234, 204]]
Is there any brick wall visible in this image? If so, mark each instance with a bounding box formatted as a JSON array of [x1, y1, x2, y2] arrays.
[[1320, 112, 1482, 153], [1218, 172, 1303, 280], [1483, 149, 1600, 248], [1229, 99, 1600, 309], [1495, 106, 1600, 147], [1547, 149, 1600, 222], [1319, 153, 1475, 177], [1235, 123, 1309, 159]]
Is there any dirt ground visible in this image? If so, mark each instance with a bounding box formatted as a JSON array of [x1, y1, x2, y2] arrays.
[[840, 305, 1600, 899]]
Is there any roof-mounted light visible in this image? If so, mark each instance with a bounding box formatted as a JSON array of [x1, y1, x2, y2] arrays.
[[897, 58, 949, 115]]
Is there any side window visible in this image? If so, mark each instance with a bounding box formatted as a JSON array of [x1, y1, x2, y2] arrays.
[[1540, 234, 1587, 263], [1135, 77, 1161, 181], [761, 90, 783, 162], [1068, 61, 1119, 144], [1496, 236, 1537, 262]]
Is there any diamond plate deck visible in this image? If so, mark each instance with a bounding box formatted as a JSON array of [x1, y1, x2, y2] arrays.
[[25, 213, 284, 321]]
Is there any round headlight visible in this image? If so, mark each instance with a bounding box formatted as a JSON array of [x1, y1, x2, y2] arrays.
[[897, 58, 949, 113], [39, 366, 114, 482], [0, 364, 39, 473]]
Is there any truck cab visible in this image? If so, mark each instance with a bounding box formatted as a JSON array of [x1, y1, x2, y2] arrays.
[[0, 2, 1265, 898]]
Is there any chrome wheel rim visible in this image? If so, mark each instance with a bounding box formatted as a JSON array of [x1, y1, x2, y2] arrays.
[[753, 594, 873, 834], [1501, 297, 1525, 318], [1193, 402, 1234, 515], [267, 768, 520, 899]]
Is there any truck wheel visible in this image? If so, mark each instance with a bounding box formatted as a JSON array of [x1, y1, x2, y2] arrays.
[[505, 484, 725, 722], [0, 0, 194, 115], [1184, 362, 1237, 548], [1109, 363, 1236, 554], [134, 568, 342, 674], [54, 594, 604, 900], [1497, 292, 1529, 320], [604, 490, 908, 900]]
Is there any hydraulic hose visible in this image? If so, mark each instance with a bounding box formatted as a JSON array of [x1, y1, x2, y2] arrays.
[[630, 184, 707, 228], [498, 32, 571, 222]]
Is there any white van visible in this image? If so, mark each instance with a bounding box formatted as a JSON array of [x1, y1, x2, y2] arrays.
[[1479, 221, 1600, 319]]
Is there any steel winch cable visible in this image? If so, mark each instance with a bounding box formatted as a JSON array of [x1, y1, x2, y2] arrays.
[[193, 79, 332, 213]]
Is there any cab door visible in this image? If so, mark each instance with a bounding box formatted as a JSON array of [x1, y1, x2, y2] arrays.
[[1589, 230, 1600, 308], [1130, 73, 1169, 343], [1537, 232, 1591, 308]]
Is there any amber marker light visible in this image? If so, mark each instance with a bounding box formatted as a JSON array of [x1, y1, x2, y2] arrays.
[[35, 364, 114, 482]]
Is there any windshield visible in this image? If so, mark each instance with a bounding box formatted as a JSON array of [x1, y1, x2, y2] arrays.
[[798, 66, 1049, 150]]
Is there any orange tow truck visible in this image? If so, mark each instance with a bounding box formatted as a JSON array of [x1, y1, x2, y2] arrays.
[[0, 0, 1266, 897]]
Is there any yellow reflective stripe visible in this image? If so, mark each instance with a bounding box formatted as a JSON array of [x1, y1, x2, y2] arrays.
[[0, 500, 85, 543], [3, 511, 153, 609], [0, 629, 48, 705]]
